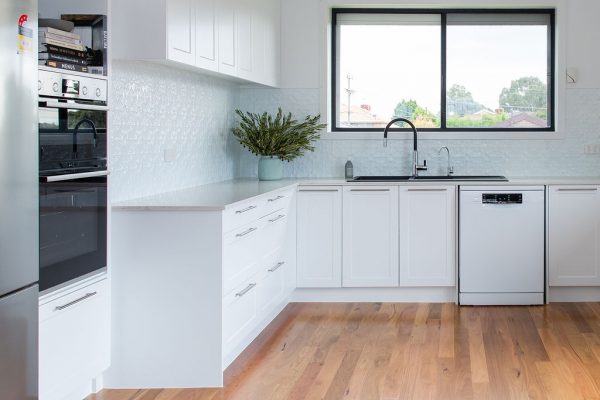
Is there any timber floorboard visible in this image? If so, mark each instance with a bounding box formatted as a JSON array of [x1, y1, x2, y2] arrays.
[[89, 302, 600, 400]]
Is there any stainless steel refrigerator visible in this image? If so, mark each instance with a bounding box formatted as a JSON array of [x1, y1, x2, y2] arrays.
[[0, 0, 39, 399]]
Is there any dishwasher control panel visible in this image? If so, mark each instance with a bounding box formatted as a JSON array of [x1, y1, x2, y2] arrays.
[[482, 193, 522, 204]]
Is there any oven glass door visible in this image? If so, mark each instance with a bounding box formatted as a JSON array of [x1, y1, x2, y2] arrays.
[[39, 176, 107, 291], [39, 105, 107, 173]]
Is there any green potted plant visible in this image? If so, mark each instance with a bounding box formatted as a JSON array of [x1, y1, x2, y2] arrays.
[[232, 108, 326, 181]]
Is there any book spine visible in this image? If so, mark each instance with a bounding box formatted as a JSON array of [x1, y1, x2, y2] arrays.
[[41, 60, 89, 73], [39, 27, 80, 39], [39, 32, 82, 45], [39, 52, 88, 66], [40, 44, 87, 59], [39, 37, 84, 51]]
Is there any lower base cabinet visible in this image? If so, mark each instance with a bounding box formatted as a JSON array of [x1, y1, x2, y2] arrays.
[[109, 187, 296, 388], [399, 186, 456, 287], [549, 185, 600, 286], [39, 276, 110, 400], [342, 186, 399, 287]]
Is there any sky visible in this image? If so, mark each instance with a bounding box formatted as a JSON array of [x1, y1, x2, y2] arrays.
[[339, 23, 548, 120]]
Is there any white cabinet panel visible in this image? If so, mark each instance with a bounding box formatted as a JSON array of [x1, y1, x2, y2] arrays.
[[167, 0, 196, 65], [217, 0, 236, 76], [296, 187, 342, 287], [236, 2, 253, 79], [195, 0, 218, 70], [342, 186, 399, 287], [223, 276, 259, 358], [549, 186, 600, 286], [39, 278, 110, 400], [400, 186, 456, 287]]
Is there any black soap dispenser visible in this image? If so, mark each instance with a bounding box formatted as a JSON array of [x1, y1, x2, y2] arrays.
[[345, 160, 354, 180]]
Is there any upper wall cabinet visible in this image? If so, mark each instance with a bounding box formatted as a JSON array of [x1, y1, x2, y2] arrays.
[[111, 0, 280, 86]]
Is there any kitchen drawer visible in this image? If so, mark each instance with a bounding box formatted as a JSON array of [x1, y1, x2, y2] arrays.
[[223, 199, 263, 233], [39, 278, 110, 400], [258, 250, 287, 315], [260, 188, 293, 218], [223, 275, 260, 358], [259, 210, 288, 255], [223, 220, 263, 295]]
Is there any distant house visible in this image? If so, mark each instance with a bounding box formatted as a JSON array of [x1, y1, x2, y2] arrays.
[[339, 103, 388, 128], [496, 112, 547, 128]]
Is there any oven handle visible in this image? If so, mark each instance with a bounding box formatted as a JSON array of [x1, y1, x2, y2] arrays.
[[39, 100, 109, 112], [42, 170, 109, 182]]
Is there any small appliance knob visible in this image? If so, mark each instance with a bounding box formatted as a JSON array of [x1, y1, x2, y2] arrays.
[[82, 87, 88, 95], [38, 80, 42, 91], [52, 82, 59, 92], [95, 88, 101, 97]]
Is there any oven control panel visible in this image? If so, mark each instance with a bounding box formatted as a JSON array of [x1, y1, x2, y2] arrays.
[[38, 69, 107, 103]]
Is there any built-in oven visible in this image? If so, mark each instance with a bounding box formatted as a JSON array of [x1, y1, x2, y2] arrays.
[[39, 172, 107, 292], [38, 70, 108, 292]]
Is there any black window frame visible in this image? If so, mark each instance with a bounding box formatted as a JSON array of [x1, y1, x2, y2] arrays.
[[331, 8, 556, 133]]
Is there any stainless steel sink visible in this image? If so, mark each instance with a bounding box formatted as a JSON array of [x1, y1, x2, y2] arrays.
[[350, 175, 508, 182]]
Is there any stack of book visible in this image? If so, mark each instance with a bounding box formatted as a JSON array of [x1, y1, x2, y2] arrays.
[[38, 27, 90, 73]]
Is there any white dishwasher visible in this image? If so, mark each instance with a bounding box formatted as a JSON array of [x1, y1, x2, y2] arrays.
[[459, 186, 545, 305]]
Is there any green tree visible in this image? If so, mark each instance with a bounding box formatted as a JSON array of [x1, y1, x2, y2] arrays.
[[499, 76, 547, 114], [393, 99, 436, 121], [393, 99, 419, 120], [447, 84, 483, 116]]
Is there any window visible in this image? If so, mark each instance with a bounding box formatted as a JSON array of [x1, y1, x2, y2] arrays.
[[332, 9, 555, 132]]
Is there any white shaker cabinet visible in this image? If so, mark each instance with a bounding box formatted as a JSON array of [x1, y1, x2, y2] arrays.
[[112, 0, 279, 86], [399, 186, 456, 287], [549, 185, 600, 286], [296, 186, 343, 288], [39, 276, 110, 400], [166, 0, 197, 65], [342, 186, 399, 287]]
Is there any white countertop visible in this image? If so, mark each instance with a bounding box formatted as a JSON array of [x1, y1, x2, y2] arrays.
[[112, 176, 600, 211]]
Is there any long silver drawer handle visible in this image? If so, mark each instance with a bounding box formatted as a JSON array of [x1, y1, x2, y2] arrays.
[[236, 227, 257, 237], [268, 195, 284, 202], [235, 205, 257, 214], [235, 283, 257, 297], [350, 189, 390, 192], [557, 188, 598, 191], [407, 188, 448, 192], [55, 292, 97, 311], [268, 261, 285, 272], [269, 214, 285, 223], [298, 189, 339, 192]]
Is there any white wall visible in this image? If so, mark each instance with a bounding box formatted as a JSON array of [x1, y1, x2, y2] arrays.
[[110, 61, 240, 202], [237, 0, 600, 178]]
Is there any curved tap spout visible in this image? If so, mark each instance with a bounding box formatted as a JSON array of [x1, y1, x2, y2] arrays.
[[382, 117, 418, 149], [382, 117, 426, 176]]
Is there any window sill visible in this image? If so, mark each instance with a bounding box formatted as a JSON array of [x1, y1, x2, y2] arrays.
[[322, 130, 565, 140]]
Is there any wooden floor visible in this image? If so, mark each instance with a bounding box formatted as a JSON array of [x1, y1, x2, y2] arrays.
[[90, 302, 600, 400]]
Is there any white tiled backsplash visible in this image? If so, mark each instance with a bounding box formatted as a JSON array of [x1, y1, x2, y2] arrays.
[[110, 61, 600, 202], [237, 88, 600, 178], [110, 61, 240, 202]]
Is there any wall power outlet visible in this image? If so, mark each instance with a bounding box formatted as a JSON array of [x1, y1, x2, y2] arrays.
[[584, 144, 600, 155]]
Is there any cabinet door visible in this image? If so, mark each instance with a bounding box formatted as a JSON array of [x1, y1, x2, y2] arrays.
[[39, 279, 110, 400], [195, 0, 218, 71], [236, 0, 254, 80], [167, 0, 196, 65], [217, 0, 236, 75], [262, 0, 280, 86], [342, 186, 399, 287], [296, 187, 342, 287], [549, 186, 600, 286], [399, 186, 456, 287]]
